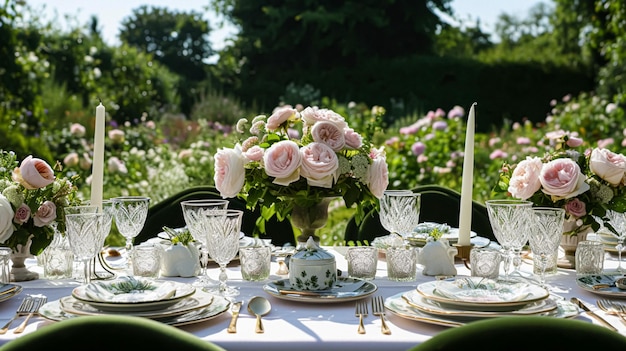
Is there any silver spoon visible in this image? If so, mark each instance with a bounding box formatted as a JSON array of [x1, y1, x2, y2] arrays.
[[248, 296, 271, 333]]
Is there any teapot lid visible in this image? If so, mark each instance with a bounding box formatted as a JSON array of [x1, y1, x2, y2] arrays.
[[292, 237, 334, 260]]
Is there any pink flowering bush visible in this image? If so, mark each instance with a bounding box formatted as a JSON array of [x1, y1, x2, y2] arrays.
[[0, 151, 81, 254], [213, 105, 389, 232]]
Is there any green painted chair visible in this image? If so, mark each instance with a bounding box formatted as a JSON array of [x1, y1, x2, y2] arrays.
[[0, 315, 226, 351]]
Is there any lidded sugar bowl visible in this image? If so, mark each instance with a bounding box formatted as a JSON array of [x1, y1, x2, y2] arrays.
[[288, 237, 337, 290]]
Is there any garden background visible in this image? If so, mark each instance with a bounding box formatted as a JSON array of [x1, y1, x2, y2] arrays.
[[2, 0, 626, 246]]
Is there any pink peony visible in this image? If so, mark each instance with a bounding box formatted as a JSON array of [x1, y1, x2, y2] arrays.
[[507, 157, 543, 200], [539, 158, 590, 200], [12, 155, 55, 190], [299, 142, 339, 188], [263, 140, 302, 186]]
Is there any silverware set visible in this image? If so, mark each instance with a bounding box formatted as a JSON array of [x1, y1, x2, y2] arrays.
[[355, 296, 391, 335], [597, 299, 626, 326], [0, 295, 47, 334]]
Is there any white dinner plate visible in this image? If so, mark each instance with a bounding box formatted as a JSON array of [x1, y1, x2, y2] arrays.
[[40, 294, 230, 327], [263, 277, 377, 303], [576, 274, 626, 298], [385, 292, 579, 327], [416, 277, 550, 311], [59, 289, 215, 318]]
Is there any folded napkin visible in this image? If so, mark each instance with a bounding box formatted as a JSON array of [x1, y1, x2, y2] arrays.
[[85, 276, 177, 303], [434, 278, 532, 303]]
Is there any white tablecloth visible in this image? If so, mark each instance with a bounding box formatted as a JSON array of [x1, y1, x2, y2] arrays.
[[0, 245, 624, 351]]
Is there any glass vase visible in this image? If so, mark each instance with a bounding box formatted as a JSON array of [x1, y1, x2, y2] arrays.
[[290, 198, 333, 244]]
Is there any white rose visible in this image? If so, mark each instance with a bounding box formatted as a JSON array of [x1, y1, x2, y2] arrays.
[[368, 147, 389, 198], [0, 195, 14, 243], [589, 148, 626, 186], [214, 145, 246, 198]]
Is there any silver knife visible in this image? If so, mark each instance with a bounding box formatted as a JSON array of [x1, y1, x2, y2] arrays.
[[226, 301, 242, 333], [571, 297, 618, 331]]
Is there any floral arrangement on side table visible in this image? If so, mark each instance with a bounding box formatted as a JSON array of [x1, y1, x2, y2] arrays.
[[213, 105, 389, 241], [0, 150, 81, 255], [494, 131, 626, 236]]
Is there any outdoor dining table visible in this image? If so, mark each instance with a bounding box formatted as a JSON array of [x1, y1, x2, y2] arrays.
[[0, 243, 624, 351]]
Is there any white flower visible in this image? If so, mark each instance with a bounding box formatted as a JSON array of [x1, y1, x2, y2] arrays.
[[0, 194, 15, 243]]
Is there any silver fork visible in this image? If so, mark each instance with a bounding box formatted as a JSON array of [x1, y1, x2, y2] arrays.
[[597, 299, 626, 326], [0, 296, 33, 334], [355, 300, 368, 334], [371, 296, 391, 335], [14, 296, 46, 334]]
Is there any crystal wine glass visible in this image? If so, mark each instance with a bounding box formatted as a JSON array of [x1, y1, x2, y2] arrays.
[[528, 207, 565, 287], [486, 199, 533, 280], [205, 209, 243, 297], [379, 190, 421, 238], [65, 212, 107, 285], [604, 210, 626, 273], [180, 199, 229, 289], [111, 196, 150, 252]]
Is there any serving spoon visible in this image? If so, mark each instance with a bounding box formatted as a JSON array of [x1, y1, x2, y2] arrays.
[[248, 296, 271, 333]]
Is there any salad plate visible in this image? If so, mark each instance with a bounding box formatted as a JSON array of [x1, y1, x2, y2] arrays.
[[404, 222, 477, 245], [60, 289, 214, 318], [385, 292, 578, 327], [40, 294, 230, 327], [576, 275, 626, 298], [416, 277, 550, 311], [263, 277, 377, 303]]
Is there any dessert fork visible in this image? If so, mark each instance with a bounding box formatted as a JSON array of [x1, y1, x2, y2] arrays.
[[371, 296, 391, 335], [355, 301, 368, 334], [0, 296, 33, 334], [14, 295, 47, 334], [597, 299, 626, 325]]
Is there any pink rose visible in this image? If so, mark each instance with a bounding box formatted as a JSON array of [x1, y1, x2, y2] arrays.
[[70, 123, 86, 137], [300, 142, 339, 188], [589, 148, 626, 186], [244, 145, 264, 162], [0, 195, 15, 243], [368, 147, 389, 198], [108, 129, 125, 144], [13, 203, 30, 225], [344, 128, 363, 149], [33, 200, 57, 227], [566, 136, 584, 147], [266, 106, 297, 131], [79, 153, 92, 170], [63, 152, 79, 167], [214, 145, 246, 198], [564, 198, 586, 218], [507, 157, 543, 200], [12, 155, 55, 190], [300, 107, 348, 129], [311, 121, 345, 151], [263, 140, 302, 186], [539, 158, 590, 200]]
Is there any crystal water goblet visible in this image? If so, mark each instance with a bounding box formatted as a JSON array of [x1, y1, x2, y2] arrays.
[[180, 199, 229, 289], [111, 196, 150, 253], [486, 199, 533, 280], [65, 212, 107, 285], [528, 207, 565, 287], [205, 209, 243, 297], [379, 190, 421, 238], [604, 210, 626, 273]]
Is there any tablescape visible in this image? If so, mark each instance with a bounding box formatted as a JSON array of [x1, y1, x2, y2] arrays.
[[494, 135, 626, 269], [470, 247, 501, 279], [528, 207, 566, 287], [206, 209, 243, 297], [131, 243, 163, 279], [384, 292, 579, 327], [65, 212, 108, 285], [485, 199, 533, 279], [386, 246, 418, 281], [575, 240, 605, 275], [418, 234, 457, 277], [13, 295, 46, 334], [38, 294, 231, 327], [379, 190, 421, 237], [0, 151, 81, 281], [596, 299, 626, 325], [226, 300, 243, 333], [415, 277, 550, 312], [371, 295, 391, 335], [263, 277, 377, 302], [180, 199, 229, 288], [346, 245, 378, 280], [0, 296, 32, 334], [602, 210, 626, 273], [289, 237, 337, 290], [248, 296, 271, 334], [570, 297, 618, 331], [111, 196, 151, 270], [576, 275, 626, 298], [213, 105, 389, 244], [355, 300, 368, 334]]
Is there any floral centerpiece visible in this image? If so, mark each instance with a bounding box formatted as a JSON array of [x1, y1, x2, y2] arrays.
[[494, 131, 626, 236], [213, 105, 389, 241], [0, 150, 81, 255]]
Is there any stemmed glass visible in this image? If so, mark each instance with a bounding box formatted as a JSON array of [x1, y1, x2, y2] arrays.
[[65, 212, 107, 285], [528, 207, 565, 287], [486, 199, 533, 280], [111, 196, 150, 260], [604, 210, 626, 273], [379, 190, 421, 238], [205, 209, 243, 297], [180, 199, 229, 289]]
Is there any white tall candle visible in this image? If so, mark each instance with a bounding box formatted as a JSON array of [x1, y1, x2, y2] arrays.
[[458, 102, 476, 247], [90, 101, 105, 210]]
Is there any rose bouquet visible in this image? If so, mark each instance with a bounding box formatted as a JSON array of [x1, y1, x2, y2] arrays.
[[213, 105, 389, 234], [494, 131, 626, 235], [0, 150, 81, 255]]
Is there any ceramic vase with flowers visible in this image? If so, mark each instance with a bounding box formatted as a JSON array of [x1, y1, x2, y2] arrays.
[[214, 105, 389, 244], [0, 151, 81, 281], [495, 131, 626, 268]]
